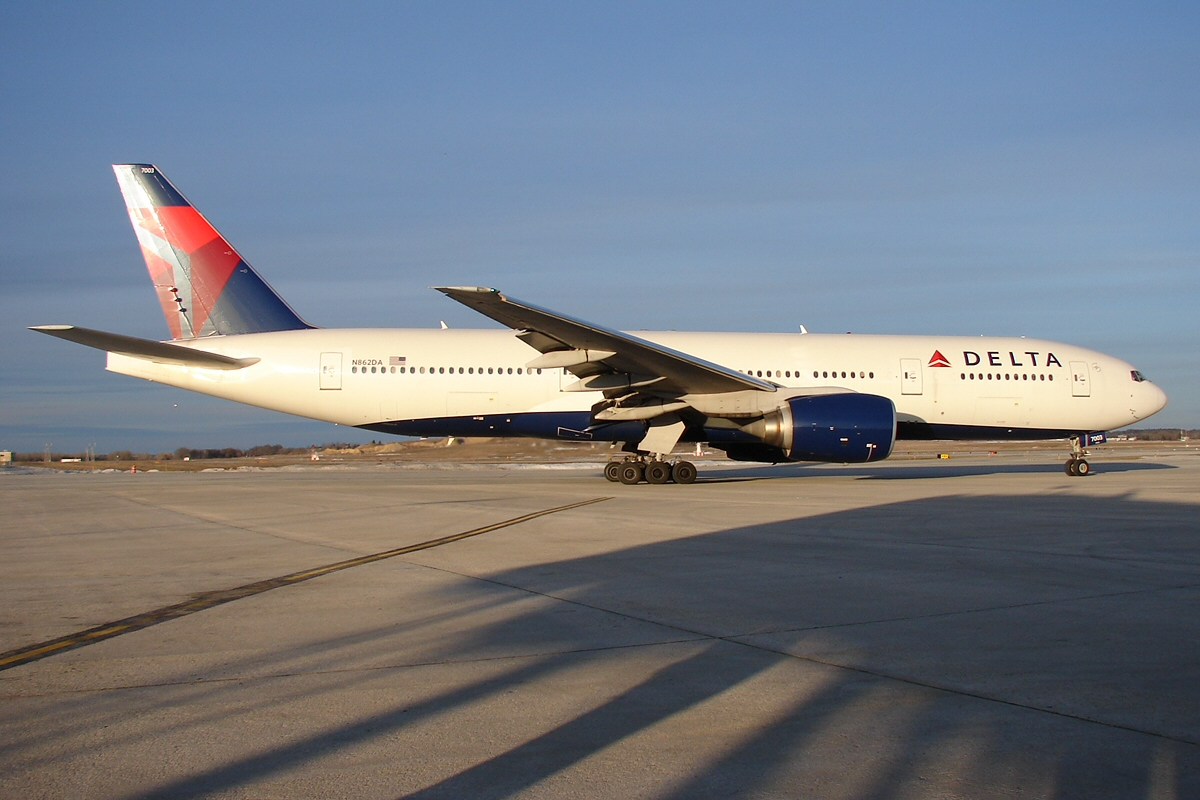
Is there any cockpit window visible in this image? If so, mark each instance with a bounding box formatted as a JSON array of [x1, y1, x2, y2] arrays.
[[1131, 370, 1147, 382]]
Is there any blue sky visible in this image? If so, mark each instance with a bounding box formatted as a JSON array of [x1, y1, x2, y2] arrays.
[[2, 2, 1197, 453]]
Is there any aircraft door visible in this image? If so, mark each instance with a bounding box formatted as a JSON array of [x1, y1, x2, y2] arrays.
[[900, 358, 923, 395], [319, 352, 342, 390], [1070, 361, 1091, 397]]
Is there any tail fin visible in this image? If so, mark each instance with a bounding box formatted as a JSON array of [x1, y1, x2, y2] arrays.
[[113, 164, 312, 339]]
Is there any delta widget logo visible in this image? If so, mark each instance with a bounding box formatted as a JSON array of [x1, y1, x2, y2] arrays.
[[928, 350, 951, 368]]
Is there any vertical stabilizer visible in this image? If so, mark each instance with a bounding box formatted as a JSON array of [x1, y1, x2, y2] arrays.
[[113, 164, 312, 339]]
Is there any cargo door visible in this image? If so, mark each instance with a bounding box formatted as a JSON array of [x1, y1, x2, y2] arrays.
[[319, 352, 342, 390], [1070, 361, 1091, 397], [900, 358, 923, 395]]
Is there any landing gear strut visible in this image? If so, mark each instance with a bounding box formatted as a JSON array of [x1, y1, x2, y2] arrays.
[[1064, 436, 1091, 477], [604, 455, 698, 485]]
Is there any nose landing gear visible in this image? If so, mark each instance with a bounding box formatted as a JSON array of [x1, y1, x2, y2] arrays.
[[1065, 457, 1091, 476], [604, 456, 697, 484]]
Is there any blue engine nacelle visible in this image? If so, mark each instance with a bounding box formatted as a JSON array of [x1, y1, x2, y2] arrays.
[[750, 393, 896, 463]]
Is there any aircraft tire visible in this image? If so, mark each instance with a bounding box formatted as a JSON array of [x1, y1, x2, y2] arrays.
[[619, 463, 644, 485], [672, 460, 697, 484], [604, 461, 622, 482], [645, 461, 671, 484], [1065, 459, 1077, 476], [1075, 459, 1090, 476]]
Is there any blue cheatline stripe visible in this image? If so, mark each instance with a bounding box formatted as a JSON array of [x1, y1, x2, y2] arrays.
[[896, 422, 1082, 441], [362, 412, 646, 442], [365, 412, 1087, 447]]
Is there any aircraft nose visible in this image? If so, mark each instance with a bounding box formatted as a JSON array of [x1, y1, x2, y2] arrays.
[[1149, 383, 1168, 414]]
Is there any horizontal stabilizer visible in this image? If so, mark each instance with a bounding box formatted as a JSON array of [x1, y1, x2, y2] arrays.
[[29, 325, 259, 370]]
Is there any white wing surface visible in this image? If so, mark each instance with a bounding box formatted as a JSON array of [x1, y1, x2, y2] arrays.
[[434, 287, 775, 396]]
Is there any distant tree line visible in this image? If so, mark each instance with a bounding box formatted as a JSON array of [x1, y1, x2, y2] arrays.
[[10, 443, 355, 462], [171, 444, 313, 459], [12, 431, 1193, 463], [1112, 428, 1200, 441]]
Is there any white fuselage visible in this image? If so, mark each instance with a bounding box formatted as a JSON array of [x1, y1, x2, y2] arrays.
[[107, 328, 1167, 439]]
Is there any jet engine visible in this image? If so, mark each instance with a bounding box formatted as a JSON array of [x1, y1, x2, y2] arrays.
[[721, 393, 896, 464]]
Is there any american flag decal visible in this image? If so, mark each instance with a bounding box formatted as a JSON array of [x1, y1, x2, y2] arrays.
[[390, 356, 407, 366]]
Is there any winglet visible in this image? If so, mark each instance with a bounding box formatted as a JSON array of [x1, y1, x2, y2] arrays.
[[432, 286, 498, 294]]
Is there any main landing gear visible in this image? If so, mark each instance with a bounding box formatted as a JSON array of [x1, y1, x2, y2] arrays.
[[604, 457, 698, 485], [1065, 436, 1091, 477]]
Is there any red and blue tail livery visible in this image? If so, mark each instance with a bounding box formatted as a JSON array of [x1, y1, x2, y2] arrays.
[[113, 164, 311, 339]]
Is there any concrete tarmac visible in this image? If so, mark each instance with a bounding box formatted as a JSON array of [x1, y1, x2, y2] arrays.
[[1, 453, 1198, 799]]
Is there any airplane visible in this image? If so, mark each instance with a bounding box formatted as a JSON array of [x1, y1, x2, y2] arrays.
[[31, 164, 1168, 484]]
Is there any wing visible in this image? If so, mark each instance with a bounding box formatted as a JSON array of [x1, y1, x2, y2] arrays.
[[434, 287, 775, 396], [30, 325, 259, 370]]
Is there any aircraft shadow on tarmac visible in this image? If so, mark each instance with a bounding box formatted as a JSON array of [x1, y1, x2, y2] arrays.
[[8, 492, 1199, 799], [697, 459, 1175, 483]]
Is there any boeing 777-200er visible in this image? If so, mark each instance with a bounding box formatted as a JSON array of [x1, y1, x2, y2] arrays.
[[32, 165, 1168, 483]]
